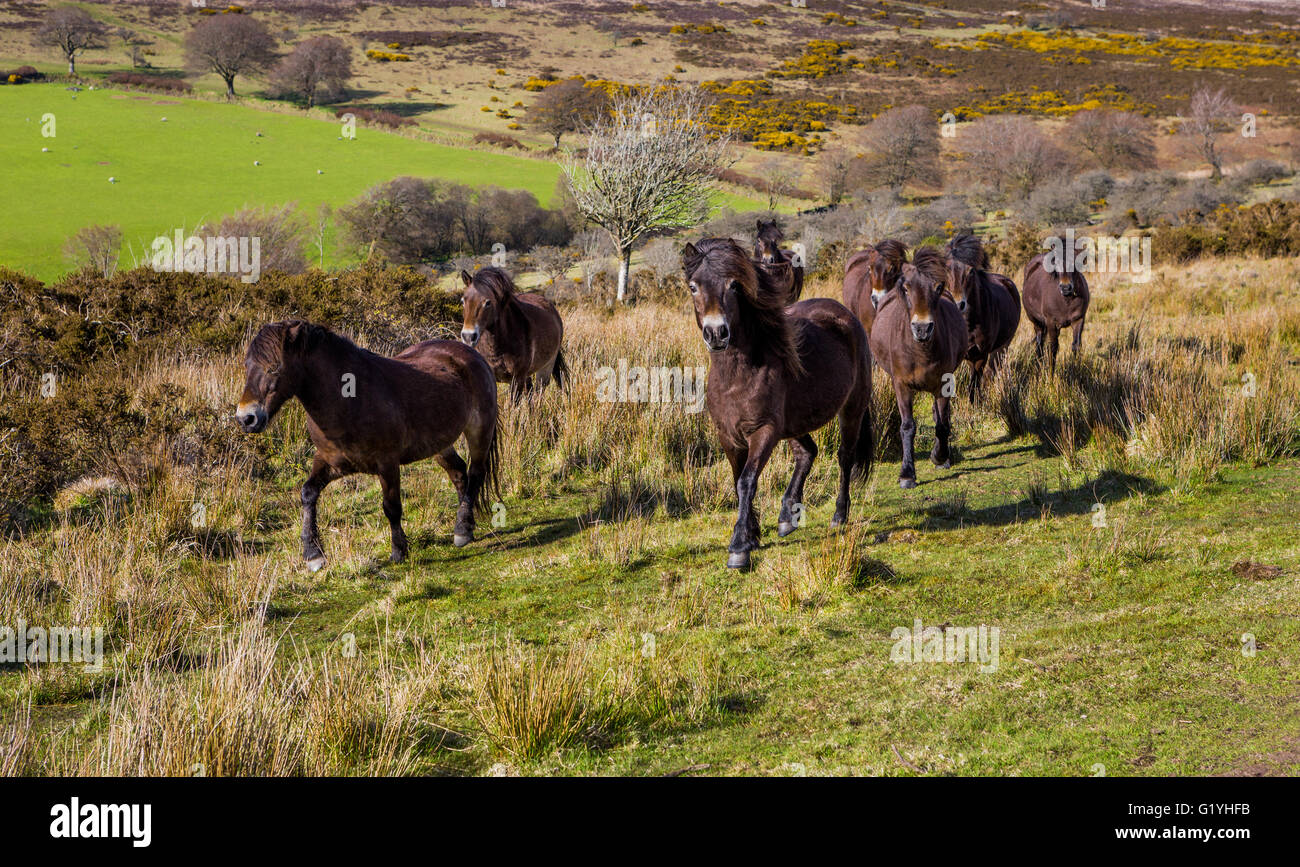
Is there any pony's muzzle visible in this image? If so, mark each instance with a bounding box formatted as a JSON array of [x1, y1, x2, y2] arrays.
[[236, 404, 268, 433], [911, 321, 934, 343], [1058, 282, 1075, 298], [701, 321, 730, 351], [460, 328, 480, 347]]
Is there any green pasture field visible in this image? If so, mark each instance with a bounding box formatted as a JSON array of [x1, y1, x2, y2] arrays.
[[0, 83, 763, 281]]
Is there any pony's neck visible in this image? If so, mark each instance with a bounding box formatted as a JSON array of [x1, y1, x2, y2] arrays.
[[293, 331, 365, 430], [488, 292, 528, 342]]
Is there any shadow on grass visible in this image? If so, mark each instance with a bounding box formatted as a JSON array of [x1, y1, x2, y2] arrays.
[[884, 469, 1167, 533]]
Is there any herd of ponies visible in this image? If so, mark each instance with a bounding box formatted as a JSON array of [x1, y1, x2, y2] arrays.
[[234, 223, 1090, 570]]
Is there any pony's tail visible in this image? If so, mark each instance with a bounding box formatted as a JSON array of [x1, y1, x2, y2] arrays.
[[790, 266, 805, 303], [552, 349, 570, 391], [475, 417, 502, 519]]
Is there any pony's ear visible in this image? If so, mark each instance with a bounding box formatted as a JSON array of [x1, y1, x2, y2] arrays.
[[285, 320, 309, 350], [756, 220, 764, 231], [681, 242, 698, 268], [459, 270, 473, 287]]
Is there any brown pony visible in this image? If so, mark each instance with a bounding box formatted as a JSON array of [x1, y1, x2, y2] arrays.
[[1022, 240, 1090, 373], [754, 219, 805, 305], [236, 320, 500, 570], [869, 246, 969, 489], [944, 231, 1021, 399], [682, 238, 873, 569], [460, 266, 568, 402], [842, 238, 907, 333]]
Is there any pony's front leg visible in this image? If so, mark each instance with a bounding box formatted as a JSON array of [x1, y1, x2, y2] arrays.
[[729, 426, 779, 570], [301, 457, 337, 572], [1071, 318, 1085, 356], [379, 467, 408, 564], [897, 387, 917, 489]]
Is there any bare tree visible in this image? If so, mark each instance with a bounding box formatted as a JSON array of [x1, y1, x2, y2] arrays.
[[563, 87, 731, 302], [338, 177, 459, 263], [38, 6, 107, 76], [529, 245, 573, 285], [270, 36, 352, 108], [1179, 86, 1239, 183], [202, 204, 308, 274], [857, 105, 942, 191], [759, 157, 797, 211], [64, 225, 122, 278], [815, 145, 860, 205], [184, 13, 278, 98], [575, 228, 613, 296], [527, 78, 610, 149], [641, 236, 684, 290], [114, 27, 152, 69], [312, 203, 332, 269], [962, 115, 1068, 201], [1062, 109, 1156, 171]]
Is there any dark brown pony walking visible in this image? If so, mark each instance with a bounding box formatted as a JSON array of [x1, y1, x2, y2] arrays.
[[460, 267, 568, 402], [945, 231, 1021, 399], [236, 320, 500, 570], [682, 238, 873, 569], [842, 238, 907, 333], [753, 219, 804, 305], [1022, 241, 1090, 373], [869, 246, 969, 489]]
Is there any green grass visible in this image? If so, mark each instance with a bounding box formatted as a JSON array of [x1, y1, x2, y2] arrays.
[[1, 83, 764, 281]]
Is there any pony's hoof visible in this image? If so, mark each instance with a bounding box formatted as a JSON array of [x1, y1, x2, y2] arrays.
[[777, 521, 798, 537], [390, 550, 406, 564], [453, 533, 472, 548], [830, 516, 845, 529], [934, 459, 951, 470], [305, 556, 327, 573], [726, 551, 751, 570], [899, 478, 917, 490]]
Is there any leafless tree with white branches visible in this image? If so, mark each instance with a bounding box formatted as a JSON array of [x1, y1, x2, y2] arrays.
[[563, 87, 732, 302], [1179, 86, 1239, 183]]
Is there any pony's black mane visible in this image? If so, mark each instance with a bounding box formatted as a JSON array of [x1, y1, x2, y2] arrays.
[[909, 245, 949, 285], [875, 239, 908, 270], [246, 320, 367, 370], [945, 230, 989, 270], [470, 266, 521, 307], [686, 237, 804, 377]]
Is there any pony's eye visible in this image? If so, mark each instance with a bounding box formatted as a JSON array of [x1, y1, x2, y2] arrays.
[[688, 282, 698, 295]]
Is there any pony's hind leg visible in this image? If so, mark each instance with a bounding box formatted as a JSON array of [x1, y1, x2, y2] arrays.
[[1047, 328, 1061, 374], [897, 386, 918, 489], [778, 435, 817, 537], [435, 447, 473, 547], [931, 394, 953, 469], [1071, 318, 1085, 356], [831, 395, 867, 527], [969, 358, 985, 402], [301, 457, 338, 572], [378, 466, 408, 564]]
